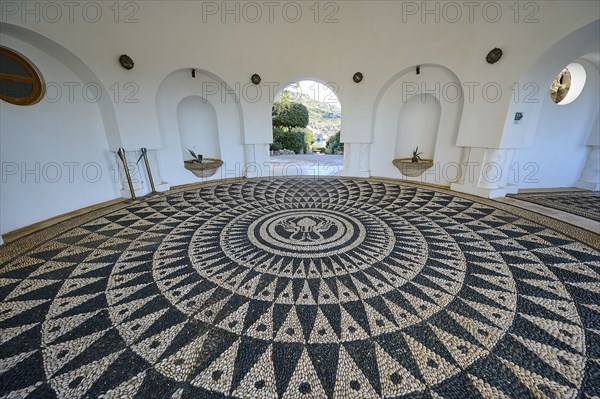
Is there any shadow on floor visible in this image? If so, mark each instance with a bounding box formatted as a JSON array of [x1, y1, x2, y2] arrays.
[[268, 154, 344, 177]]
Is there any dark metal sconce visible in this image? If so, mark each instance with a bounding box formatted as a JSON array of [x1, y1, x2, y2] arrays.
[[416, 66, 421, 75], [191, 69, 196, 78], [251, 74, 261, 85], [353, 72, 363, 83], [119, 54, 134, 70], [486, 48, 503, 64]]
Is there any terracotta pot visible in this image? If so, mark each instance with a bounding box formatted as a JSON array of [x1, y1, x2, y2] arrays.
[[184, 158, 224, 178], [392, 158, 434, 177]]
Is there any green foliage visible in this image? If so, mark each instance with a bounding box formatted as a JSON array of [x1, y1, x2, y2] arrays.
[[187, 148, 203, 163], [272, 101, 309, 131], [270, 141, 284, 151], [411, 146, 423, 163], [278, 90, 293, 105], [303, 128, 315, 153], [325, 131, 342, 154], [311, 144, 324, 153], [271, 128, 305, 154]]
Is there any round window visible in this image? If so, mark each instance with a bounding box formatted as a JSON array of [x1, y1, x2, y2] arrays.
[[549, 62, 586, 105], [0, 46, 45, 106]]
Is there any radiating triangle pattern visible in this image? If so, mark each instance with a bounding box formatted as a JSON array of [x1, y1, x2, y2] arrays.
[[333, 346, 379, 398], [374, 341, 425, 397], [0, 178, 597, 399], [281, 347, 328, 398], [231, 344, 278, 398], [190, 339, 240, 394]]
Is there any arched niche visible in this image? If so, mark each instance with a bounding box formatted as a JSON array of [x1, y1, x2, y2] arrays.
[[156, 68, 245, 185], [370, 64, 465, 184], [395, 94, 441, 160], [176, 96, 220, 160]]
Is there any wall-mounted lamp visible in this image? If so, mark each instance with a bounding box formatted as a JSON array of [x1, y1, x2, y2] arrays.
[[353, 72, 363, 83], [416, 66, 421, 75], [119, 54, 134, 70], [486, 48, 503, 64], [251, 74, 261, 85], [191, 69, 196, 78]]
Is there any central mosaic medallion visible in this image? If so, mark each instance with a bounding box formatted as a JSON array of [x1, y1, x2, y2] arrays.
[[217, 205, 396, 260], [0, 178, 598, 399], [251, 209, 365, 254]]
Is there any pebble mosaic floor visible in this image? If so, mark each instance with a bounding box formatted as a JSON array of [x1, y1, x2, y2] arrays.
[[507, 191, 600, 223], [0, 178, 599, 398]]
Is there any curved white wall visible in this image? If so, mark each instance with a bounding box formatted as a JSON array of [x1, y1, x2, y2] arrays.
[[0, 34, 120, 234], [501, 20, 600, 150], [511, 59, 600, 188]]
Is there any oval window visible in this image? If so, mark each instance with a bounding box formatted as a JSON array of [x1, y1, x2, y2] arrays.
[[549, 62, 586, 105], [0, 46, 45, 105]]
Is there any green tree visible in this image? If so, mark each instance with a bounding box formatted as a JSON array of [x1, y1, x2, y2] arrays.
[[271, 128, 305, 153], [272, 102, 309, 132], [326, 131, 342, 154], [304, 128, 315, 153]]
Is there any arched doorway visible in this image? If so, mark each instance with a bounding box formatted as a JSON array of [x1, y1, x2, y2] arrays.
[[269, 79, 343, 177]]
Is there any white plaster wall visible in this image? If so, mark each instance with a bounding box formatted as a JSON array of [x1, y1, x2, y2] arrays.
[[394, 94, 441, 160], [511, 60, 600, 188], [156, 70, 245, 186], [177, 96, 221, 160], [588, 111, 600, 147], [0, 35, 120, 234], [500, 20, 600, 150]]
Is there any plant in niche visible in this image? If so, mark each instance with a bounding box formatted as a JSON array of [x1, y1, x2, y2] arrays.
[[411, 147, 423, 163], [187, 148, 203, 164], [183, 148, 223, 178], [392, 146, 433, 177]]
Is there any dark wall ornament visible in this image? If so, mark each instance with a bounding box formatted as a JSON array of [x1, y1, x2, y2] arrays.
[[353, 72, 363, 83], [251, 74, 261, 85], [486, 48, 503, 64], [119, 54, 134, 70]]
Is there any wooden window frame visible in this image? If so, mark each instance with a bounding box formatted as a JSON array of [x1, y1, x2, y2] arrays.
[[0, 46, 45, 106]]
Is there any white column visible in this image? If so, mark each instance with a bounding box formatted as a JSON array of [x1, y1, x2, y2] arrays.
[[244, 144, 270, 178], [575, 146, 600, 191], [451, 147, 517, 198], [340, 143, 371, 178]]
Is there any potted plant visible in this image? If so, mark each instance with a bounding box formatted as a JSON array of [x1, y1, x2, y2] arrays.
[[392, 147, 434, 177], [183, 148, 223, 178]]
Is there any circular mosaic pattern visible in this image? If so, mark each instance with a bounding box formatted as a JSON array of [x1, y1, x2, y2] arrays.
[[0, 178, 599, 399], [219, 206, 390, 260]]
